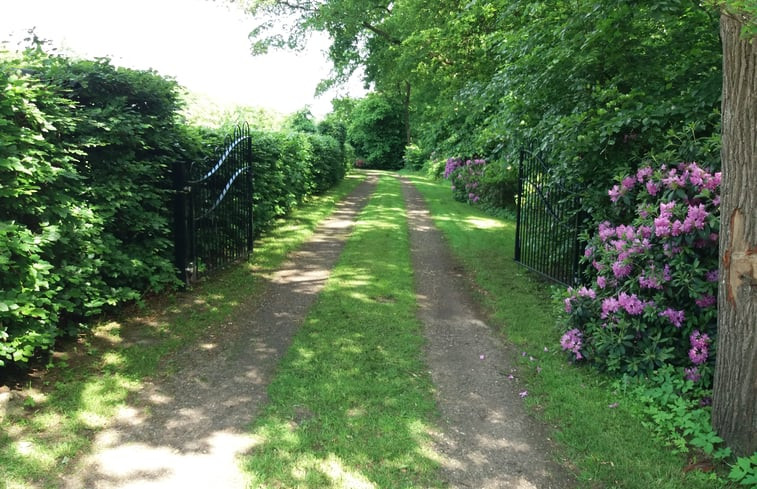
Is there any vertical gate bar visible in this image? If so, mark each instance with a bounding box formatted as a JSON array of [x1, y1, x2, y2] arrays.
[[515, 147, 524, 262], [247, 125, 254, 255], [573, 195, 582, 285], [540, 153, 549, 279], [536, 154, 545, 276], [522, 150, 530, 266], [172, 161, 189, 284], [527, 152, 535, 269], [248, 124, 252, 256], [528, 153, 536, 269], [233, 128, 238, 261], [188, 177, 196, 282], [524, 152, 533, 268], [553, 186, 560, 282]]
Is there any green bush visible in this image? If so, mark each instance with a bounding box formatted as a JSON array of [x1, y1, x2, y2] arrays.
[[46, 56, 185, 295], [477, 162, 519, 213], [0, 49, 187, 366], [442, 157, 518, 216], [347, 93, 406, 170], [309, 133, 345, 193], [246, 129, 344, 236], [402, 143, 428, 171], [1, 53, 81, 363], [0, 48, 347, 370], [558, 162, 719, 378], [421, 155, 446, 179]]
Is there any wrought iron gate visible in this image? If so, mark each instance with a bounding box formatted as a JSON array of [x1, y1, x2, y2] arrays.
[[174, 123, 253, 282], [514, 145, 582, 286]]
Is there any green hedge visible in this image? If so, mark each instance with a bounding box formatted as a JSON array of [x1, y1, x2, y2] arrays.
[[1, 51, 186, 366], [0, 49, 346, 369], [247, 130, 346, 235]]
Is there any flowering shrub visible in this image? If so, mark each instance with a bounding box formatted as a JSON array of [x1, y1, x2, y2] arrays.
[[444, 157, 486, 204], [559, 162, 720, 382]]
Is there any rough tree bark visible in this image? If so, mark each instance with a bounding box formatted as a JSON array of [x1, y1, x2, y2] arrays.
[[712, 10, 757, 457]]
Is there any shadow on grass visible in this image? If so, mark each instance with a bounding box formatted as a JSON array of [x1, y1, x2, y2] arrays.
[[0, 173, 373, 488]]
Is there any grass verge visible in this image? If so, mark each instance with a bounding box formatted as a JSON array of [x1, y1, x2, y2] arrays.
[[405, 173, 726, 489], [0, 173, 366, 489], [241, 175, 443, 488]]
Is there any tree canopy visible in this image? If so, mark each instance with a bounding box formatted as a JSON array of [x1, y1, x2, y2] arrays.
[[246, 0, 722, 213]]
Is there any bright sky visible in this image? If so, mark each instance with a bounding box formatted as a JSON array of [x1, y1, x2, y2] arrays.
[[0, 0, 364, 118]]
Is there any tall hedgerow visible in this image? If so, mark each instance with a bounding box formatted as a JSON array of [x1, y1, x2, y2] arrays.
[[0, 49, 185, 366]]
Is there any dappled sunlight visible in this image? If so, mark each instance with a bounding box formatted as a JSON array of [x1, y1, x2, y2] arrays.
[[464, 216, 507, 230], [77, 429, 257, 488], [93, 321, 124, 345], [0, 174, 381, 489], [241, 175, 443, 488], [401, 174, 576, 488], [317, 455, 377, 489], [101, 351, 125, 367]]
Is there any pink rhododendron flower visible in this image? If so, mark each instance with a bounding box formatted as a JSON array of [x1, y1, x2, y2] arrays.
[[690, 330, 710, 349], [611, 261, 632, 279], [601, 297, 620, 318], [618, 292, 644, 315], [577, 287, 596, 299], [636, 166, 653, 182], [621, 176, 636, 191], [684, 203, 708, 230], [659, 308, 685, 328], [663, 265, 672, 282], [598, 221, 615, 241], [684, 367, 701, 382], [639, 274, 662, 290], [560, 328, 584, 360], [659, 201, 676, 218], [689, 346, 708, 365], [695, 294, 716, 308], [688, 330, 711, 365], [609, 185, 622, 203], [654, 215, 671, 237]]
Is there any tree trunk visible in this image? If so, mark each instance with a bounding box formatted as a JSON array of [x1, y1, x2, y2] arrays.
[[712, 11, 757, 457]]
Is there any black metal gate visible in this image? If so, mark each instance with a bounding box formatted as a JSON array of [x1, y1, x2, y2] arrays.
[[514, 145, 582, 286], [174, 123, 254, 282]]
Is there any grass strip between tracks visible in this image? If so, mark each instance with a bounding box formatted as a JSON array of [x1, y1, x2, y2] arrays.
[[242, 174, 442, 488]]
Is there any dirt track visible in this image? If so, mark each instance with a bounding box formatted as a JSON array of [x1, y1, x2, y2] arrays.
[[62, 171, 575, 488]]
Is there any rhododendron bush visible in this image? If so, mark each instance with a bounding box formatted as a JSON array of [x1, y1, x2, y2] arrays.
[[445, 157, 486, 204], [558, 162, 720, 384]]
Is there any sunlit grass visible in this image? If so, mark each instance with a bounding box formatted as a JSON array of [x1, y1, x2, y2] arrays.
[[405, 173, 726, 489], [0, 173, 367, 489], [242, 175, 443, 488]]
